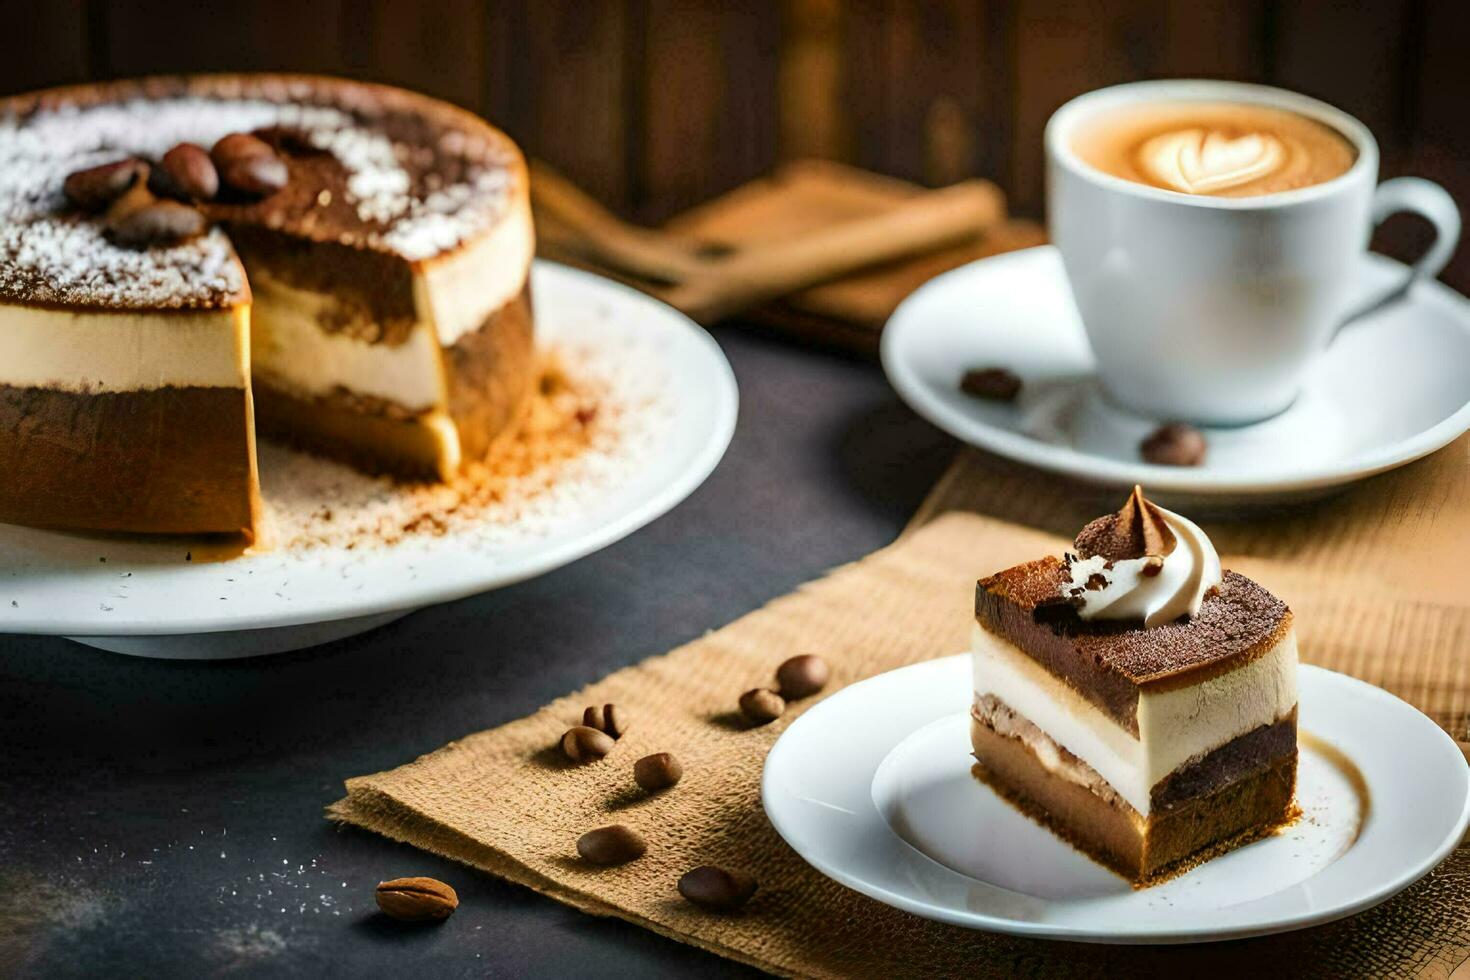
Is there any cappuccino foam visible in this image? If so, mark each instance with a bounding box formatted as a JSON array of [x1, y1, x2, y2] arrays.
[[1071, 101, 1356, 198]]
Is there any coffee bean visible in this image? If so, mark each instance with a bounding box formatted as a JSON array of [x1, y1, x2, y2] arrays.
[[677, 865, 757, 912], [1140, 423, 1207, 467], [161, 143, 219, 200], [633, 752, 683, 792], [220, 153, 288, 197], [738, 688, 785, 725], [375, 876, 458, 921], [960, 367, 1022, 402], [775, 654, 830, 700], [212, 132, 287, 197], [212, 131, 275, 161], [576, 825, 646, 866], [104, 178, 155, 222], [63, 158, 146, 211], [107, 200, 207, 247], [560, 725, 615, 763], [582, 703, 627, 739]]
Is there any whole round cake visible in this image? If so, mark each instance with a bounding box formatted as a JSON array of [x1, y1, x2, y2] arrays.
[[0, 74, 535, 538]]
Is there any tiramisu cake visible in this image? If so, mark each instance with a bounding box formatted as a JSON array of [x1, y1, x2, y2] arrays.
[[971, 487, 1298, 884], [0, 75, 534, 537]]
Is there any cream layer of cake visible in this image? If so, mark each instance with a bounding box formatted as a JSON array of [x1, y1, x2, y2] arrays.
[[247, 197, 533, 412], [970, 623, 1298, 816], [0, 302, 249, 391]]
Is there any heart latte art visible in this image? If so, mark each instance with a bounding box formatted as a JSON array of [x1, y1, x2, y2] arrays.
[[1139, 129, 1285, 195], [1071, 102, 1356, 198]]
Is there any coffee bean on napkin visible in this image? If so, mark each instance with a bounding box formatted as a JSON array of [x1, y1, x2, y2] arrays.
[[775, 654, 829, 700], [582, 703, 627, 739], [738, 688, 785, 725], [577, 825, 647, 866], [678, 865, 758, 912], [633, 752, 683, 792], [560, 725, 615, 763]]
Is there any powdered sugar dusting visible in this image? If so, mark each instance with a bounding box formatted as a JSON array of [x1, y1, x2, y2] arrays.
[[254, 338, 674, 553], [0, 83, 514, 308]]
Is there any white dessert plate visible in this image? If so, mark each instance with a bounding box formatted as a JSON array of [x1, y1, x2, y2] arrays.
[[763, 656, 1470, 944], [0, 262, 738, 658], [881, 246, 1470, 507]]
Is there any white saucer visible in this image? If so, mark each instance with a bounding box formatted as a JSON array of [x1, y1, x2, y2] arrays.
[[0, 262, 738, 659], [763, 657, 1469, 944], [881, 246, 1470, 505]]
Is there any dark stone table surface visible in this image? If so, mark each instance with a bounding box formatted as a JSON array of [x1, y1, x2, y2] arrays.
[[0, 325, 956, 978]]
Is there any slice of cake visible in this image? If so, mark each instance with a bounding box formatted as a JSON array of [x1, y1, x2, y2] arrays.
[[970, 487, 1297, 884]]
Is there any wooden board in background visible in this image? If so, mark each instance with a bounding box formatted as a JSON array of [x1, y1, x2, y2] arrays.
[[661, 159, 1045, 353]]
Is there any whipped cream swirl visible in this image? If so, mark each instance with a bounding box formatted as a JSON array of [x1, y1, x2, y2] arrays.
[[1065, 488, 1222, 627], [1138, 128, 1286, 196]]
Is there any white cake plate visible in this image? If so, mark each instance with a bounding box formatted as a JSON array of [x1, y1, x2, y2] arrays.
[[764, 656, 1469, 944], [0, 262, 738, 659], [881, 246, 1470, 508]]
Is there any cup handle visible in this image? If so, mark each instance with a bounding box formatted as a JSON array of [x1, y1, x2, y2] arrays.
[[1339, 176, 1461, 329]]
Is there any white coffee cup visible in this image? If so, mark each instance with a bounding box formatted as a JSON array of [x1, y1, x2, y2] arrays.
[[1046, 79, 1460, 426]]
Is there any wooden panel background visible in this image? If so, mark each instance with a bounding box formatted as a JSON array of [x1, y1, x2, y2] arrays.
[[2, 0, 1467, 289]]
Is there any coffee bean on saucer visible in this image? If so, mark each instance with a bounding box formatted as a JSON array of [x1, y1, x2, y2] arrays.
[[960, 367, 1022, 402], [212, 132, 288, 196], [106, 196, 206, 248], [561, 725, 615, 763], [576, 825, 647, 866], [633, 752, 683, 792], [775, 654, 829, 700], [582, 703, 627, 739], [1140, 423, 1207, 467], [63, 158, 146, 211], [160, 143, 219, 200], [375, 876, 458, 922], [678, 865, 758, 912], [739, 688, 785, 725]]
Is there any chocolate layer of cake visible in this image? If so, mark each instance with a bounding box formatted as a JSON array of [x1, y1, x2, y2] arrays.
[[976, 557, 1292, 732], [0, 384, 257, 535], [971, 711, 1296, 882]]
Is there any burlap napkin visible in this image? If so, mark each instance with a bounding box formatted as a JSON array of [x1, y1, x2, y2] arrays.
[[331, 436, 1470, 977]]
